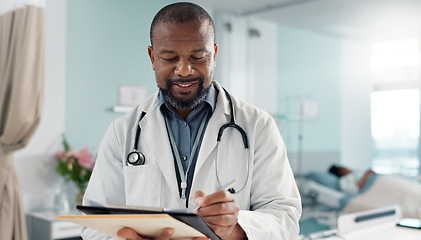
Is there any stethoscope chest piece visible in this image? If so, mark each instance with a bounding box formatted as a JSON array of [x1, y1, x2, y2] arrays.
[[127, 150, 145, 165]]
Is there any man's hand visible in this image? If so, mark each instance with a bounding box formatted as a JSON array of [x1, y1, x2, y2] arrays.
[[116, 227, 209, 240], [117, 227, 175, 240], [194, 190, 247, 240]]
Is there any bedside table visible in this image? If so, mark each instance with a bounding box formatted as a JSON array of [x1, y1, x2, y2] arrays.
[[26, 211, 83, 240]]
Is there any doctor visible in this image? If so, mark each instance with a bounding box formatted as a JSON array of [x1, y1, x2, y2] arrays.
[[82, 2, 301, 240]]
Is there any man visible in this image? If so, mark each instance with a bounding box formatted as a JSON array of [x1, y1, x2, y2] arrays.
[[82, 2, 301, 239]]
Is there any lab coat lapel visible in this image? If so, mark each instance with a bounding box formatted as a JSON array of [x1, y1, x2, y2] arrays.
[[139, 102, 181, 205], [194, 82, 231, 175]]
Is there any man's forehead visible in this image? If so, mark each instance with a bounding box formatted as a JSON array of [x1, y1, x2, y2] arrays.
[[154, 18, 211, 29], [151, 21, 214, 44]]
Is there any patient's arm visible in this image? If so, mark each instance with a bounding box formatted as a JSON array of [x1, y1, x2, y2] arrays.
[[357, 170, 375, 190]]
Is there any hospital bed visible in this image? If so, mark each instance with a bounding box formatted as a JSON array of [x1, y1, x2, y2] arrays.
[[298, 176, 344, 234]]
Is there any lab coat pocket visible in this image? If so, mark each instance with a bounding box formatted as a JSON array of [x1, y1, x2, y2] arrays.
[[123, 164, 161, 207]]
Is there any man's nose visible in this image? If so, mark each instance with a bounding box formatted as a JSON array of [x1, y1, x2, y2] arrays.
[[174, 59, 193, 76]]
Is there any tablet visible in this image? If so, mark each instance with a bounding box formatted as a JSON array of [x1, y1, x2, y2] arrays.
[[76, 205, 220, 240]]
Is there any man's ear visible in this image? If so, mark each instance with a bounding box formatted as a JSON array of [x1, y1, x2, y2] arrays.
[[213, 43, 218, 67], [148, 46, 155, 70]]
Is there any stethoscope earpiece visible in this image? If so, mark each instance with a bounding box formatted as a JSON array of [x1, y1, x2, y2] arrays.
[[127, 150, 145, 166]]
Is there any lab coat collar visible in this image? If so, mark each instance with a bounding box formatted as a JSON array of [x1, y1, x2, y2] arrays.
[[194, 81, 231, 178]]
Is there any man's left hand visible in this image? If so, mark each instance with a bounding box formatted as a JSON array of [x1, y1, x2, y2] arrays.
[[194, 190, 246, 240]]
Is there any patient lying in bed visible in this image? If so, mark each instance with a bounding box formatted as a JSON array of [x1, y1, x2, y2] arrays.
[[301, 164, 421, 219], [328, 165, 376, 194], [300, 164, 376, 208]]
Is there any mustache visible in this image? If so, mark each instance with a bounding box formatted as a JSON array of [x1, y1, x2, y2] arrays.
[[167, 77, 204, 84]]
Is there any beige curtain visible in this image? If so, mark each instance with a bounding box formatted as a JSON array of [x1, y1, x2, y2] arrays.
[[0, 5, 44, 240]]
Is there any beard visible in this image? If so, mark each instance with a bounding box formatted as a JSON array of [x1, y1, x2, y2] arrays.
[[159, 77, 210, 109]]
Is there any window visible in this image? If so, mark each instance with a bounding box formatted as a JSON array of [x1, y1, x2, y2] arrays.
[[371, 89, 420, 176], [371, 38, 420, 70]]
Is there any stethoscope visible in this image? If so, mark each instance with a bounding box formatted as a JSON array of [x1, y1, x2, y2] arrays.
[[127, 88, 250, 196]]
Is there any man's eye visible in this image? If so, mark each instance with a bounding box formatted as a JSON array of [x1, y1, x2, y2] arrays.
[[160, 57, 177, 61], [192, 55, 206, 61]]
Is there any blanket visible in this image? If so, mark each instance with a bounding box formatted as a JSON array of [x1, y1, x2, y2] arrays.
[[342, 175, 421, 218]]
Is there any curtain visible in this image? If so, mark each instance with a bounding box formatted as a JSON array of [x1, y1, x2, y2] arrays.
[[0, 1, 45, 239]]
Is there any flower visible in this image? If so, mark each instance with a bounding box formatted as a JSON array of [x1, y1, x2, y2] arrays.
[[76, 146, 94, 169], [56, 135, 96, 193]]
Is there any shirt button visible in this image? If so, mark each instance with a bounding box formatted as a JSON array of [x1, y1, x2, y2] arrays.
[[183, 122, 187, 127], [183, 156, 188, 161]]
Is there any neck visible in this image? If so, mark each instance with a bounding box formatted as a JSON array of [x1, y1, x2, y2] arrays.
[[175, 108, 193, 120]]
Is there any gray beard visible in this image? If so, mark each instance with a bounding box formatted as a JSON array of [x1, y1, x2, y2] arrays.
[[159, 78, 210, 109]]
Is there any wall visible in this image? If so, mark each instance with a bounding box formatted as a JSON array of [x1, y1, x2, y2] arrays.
[[66, 0, 174, 150], [340, 39, 372, 171], [277, 26, 342, 174], [213, 12, 278, 114], [247, 18, 279, 114]]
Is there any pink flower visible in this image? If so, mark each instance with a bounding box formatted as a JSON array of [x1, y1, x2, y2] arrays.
[[66, 148, 79, 158], [56, 151, 65, 160], [76, 146, 95, 170]]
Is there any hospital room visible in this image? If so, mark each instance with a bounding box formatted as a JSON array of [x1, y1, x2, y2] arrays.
[[2, 0, 421, 239]]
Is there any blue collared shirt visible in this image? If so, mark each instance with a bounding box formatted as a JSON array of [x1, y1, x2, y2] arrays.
[[159, 84, 217, 201]]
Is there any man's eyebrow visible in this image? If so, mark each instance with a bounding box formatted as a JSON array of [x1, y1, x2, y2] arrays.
[[193, 48, 206, 53], [158, 49, 207, 54], [159, 50, 176, 54]]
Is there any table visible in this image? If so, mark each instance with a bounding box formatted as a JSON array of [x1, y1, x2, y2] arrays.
[[26, 211, 83, 240]]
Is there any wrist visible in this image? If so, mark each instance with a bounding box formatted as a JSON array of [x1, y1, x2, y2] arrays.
[[227, 223, 247, 240]]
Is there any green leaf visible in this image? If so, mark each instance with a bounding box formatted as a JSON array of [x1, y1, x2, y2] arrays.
[[62, 133, 71, 151]]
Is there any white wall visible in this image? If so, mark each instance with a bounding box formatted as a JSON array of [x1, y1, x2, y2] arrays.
[[340, 39, 373, 171], [247, 18, 278, 114], [214, 11, 249, 100], [214, 11, 278, 114], [14, 0, 67, 212]]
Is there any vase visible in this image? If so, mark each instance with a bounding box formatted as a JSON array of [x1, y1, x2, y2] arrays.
[[53, 178, 72, 214], [76, 188, 85, 206]]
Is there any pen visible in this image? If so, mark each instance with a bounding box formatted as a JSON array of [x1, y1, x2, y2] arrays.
[[191, 179, 237, 212], [218, 179, 237, 192]]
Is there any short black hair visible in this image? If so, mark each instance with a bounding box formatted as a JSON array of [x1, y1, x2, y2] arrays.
[[329, 165, 342, 177], [150, 2, 215, 47]]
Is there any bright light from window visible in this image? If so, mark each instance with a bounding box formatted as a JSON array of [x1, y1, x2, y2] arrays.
[[371, 89, 420, 176], [371, 38, 420, 70], [371, 89, 420, 140]]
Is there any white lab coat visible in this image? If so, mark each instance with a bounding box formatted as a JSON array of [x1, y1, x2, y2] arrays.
[[81, 81, 301, 240]]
